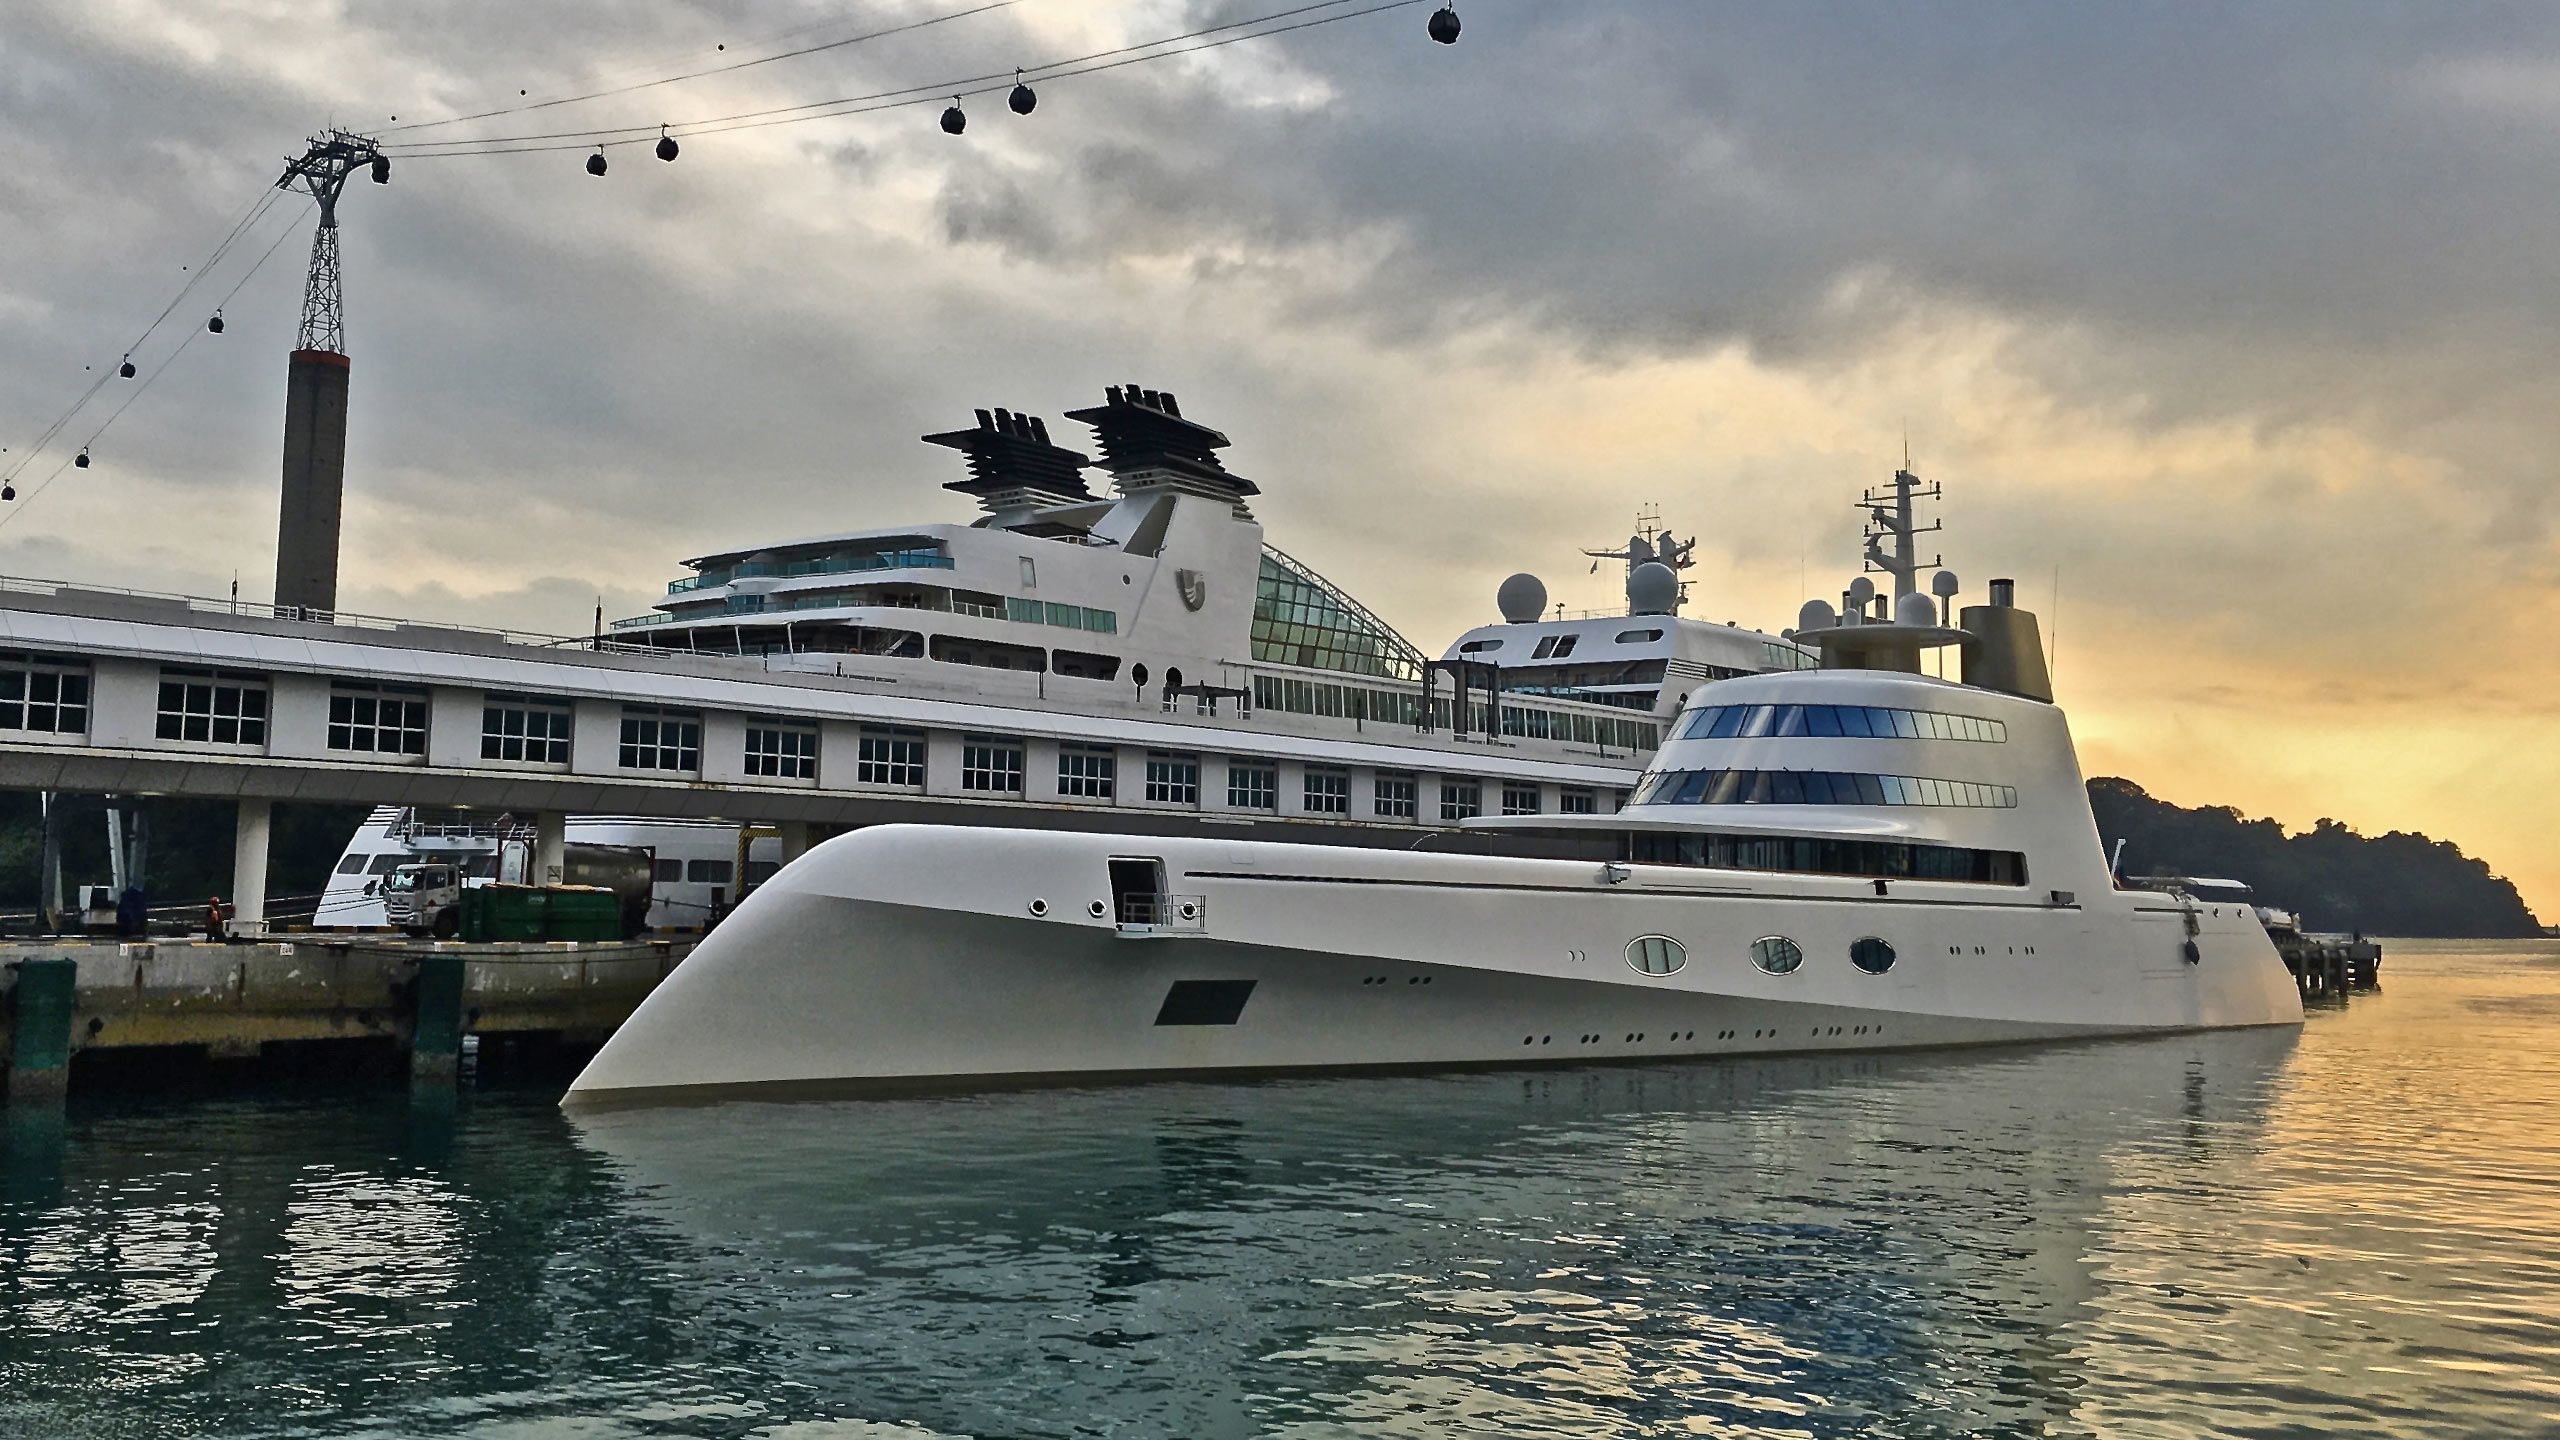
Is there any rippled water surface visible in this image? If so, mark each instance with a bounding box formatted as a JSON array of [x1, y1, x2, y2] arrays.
[[3, 939, 2555, 1438]]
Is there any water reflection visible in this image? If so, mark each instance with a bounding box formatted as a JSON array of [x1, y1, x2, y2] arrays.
[[0, 943, 2554, 1438]]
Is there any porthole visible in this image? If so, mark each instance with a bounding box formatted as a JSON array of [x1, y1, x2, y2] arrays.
[[1849, 937, 1896, 975], [1627, 934, 1686, 975], [1749, 936, 1803, 975], [1088, 899, 1108, 918], [1028, 898, 1048, 917]]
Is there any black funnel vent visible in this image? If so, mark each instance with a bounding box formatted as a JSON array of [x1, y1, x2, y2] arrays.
[[1063, 384, 1257, 496], [923, 407, 1095, 505]]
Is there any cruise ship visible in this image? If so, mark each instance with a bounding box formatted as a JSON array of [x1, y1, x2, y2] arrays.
[[319, 383, 1806, 928], [566, 509, 2305, 1104]]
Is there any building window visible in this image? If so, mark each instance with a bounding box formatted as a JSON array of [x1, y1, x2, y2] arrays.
[[1303, 767, 1349, 814], [687, 858, 734, 885], [1145, 752, 1200, 805], [857, 726, 925, 787], [1439, 780, 1481, 822], [745, 719, 818, 779], [1502, 784, 1542, 816], [482, 694, 572, 765], [1627, 935, 1686, 975], [962, 736, 1024, 793], [1228, 763, 1277, 811], [156, 669, 267, 747], [1058, 744, 1116, 800], [327, 683, 427, 755], [652, 858, 683, 883], [619, 705, 702, 773], [0, 654, 88, 736], [1373, 771, 1417, 820], [1560, 789, 1597, 815]]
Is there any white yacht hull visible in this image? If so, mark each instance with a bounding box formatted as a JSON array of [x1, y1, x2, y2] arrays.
[[566, 824, 2304, 1105]]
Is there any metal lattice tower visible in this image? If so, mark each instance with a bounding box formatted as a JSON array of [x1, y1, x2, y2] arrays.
[[276, 130, 386, 355]]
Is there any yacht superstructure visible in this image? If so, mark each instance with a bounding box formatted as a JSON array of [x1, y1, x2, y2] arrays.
[[567, 482, 2303, 1105], [318, 385, 1806, 927]]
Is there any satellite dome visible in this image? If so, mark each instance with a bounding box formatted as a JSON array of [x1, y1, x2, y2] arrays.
[[1930, 569, 1959, 599], [1894, 591, 1938, 627], [1496, 572, 1546, 624], [1627, 561, 1679, 616], [1797, 599, 1838, 633], [1846, 575, 1876, 606]]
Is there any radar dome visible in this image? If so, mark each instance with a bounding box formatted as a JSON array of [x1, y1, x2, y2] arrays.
[[1797, 599, 1838, 632], [1496, 572, 1547, 624], [1847, 575, 1876, 606], [1894, 592, 1938, 627], [1930, 569, 1959, 599], [1627, 561, 1680, 616]]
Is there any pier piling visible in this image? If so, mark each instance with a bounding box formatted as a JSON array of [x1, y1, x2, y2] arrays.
[[5, 956, 77, 1103], [408, 951, 465, 1085]]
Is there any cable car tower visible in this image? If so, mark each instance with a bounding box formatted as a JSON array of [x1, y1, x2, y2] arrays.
[[272, 130, 387, 616]]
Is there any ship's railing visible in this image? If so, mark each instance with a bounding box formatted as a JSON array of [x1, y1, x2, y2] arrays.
[[669, 549, 956, 594], [1117, 893, 1207, 935], [0, 572, 680, 658]]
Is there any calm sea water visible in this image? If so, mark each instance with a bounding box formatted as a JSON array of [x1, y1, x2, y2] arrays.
[[1, 939, 2554, 1439]]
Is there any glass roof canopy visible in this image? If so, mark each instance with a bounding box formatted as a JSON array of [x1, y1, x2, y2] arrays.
[[1251, 544, 1427, 683]]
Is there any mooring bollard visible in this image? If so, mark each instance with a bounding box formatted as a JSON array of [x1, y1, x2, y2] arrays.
[[7, 956, 78, 1103], [410, 952, 465, 1086]]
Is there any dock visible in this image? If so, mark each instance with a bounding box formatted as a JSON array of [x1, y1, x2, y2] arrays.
[[2274, 932, 2382, 1002], [0, 935, 689, 1100]]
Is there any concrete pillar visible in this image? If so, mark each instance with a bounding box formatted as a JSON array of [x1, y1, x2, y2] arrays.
[[534, 812, 567, 887], [6, 956, 77, 1103], [409, 952, 463, 1086], [276, 348, 350, 616], [232, 798, 272, 936], [777, 821, 812, 865]]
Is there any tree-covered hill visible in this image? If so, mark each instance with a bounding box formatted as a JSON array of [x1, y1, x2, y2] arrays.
[[2087, 777, 2542, 938]]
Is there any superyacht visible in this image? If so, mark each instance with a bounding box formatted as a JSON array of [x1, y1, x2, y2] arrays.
[[568, 479, 2304, 1103]]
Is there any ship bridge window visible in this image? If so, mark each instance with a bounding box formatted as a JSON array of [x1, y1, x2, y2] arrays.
[[1763, 642, 1817, 670], [1254, 548, 1428, 681], [0, 653, 90, 736], [1626, 831, 2026, 886], [368, 854, 406, 875], [1633, 769, 2016, 809], [1679, 704, 2006, 743], [336, 854, 370, 876], [1530, 634, 1581, 660]]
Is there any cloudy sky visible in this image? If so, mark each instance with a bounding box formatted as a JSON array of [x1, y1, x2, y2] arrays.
[[4, 0, 2556, 915]]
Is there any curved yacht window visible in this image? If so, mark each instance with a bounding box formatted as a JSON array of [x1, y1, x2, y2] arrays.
[[1680, 704, 2006, 743], [1627, 935, 1686, 975], [1615, 629, 1663, 644], [1633, 769, 2016, 809], [1850, 937, 1896, 975], [1750, 936, 1803, 975], [1458, 638, 1503, 653]]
